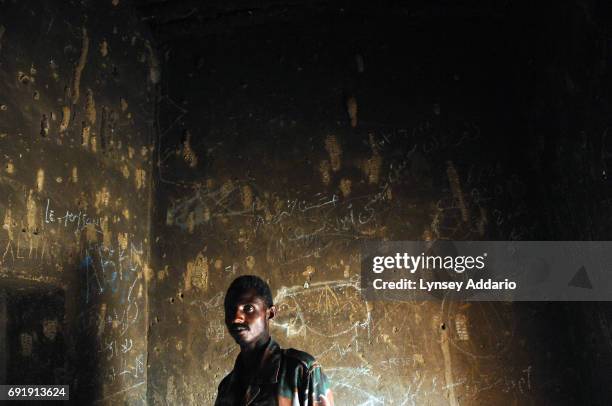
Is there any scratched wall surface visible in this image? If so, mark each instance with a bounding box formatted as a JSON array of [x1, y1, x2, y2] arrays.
[[0, 0, 154, 404], [145, 1, 612, 405]]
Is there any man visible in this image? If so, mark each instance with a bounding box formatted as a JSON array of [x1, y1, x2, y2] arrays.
[[215, 275, 334, 406]]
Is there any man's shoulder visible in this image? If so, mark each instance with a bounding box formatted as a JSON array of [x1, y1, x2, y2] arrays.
[[217, 370, 233, 388], [282, 347, 319, 371], [214, 371, 234, 406]]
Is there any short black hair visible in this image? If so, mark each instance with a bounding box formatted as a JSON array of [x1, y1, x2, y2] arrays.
[[224, 275, 274, 309]]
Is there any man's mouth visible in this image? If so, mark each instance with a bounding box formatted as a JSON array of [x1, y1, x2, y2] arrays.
[[230, 325, 249, 334]]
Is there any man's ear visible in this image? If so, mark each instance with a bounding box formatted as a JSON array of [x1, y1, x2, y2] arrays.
[[268, 305, 276, 320]]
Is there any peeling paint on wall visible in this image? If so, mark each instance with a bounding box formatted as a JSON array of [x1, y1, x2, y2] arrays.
[[324, 135, 342, 172], [180, 131, 197, 168], [245, 255, 255, 270], [135, 169, 146, 189], [339, 178, 351, 197], [343, 266, 350, 278], [103, 223, 115, 252], [95, 187, 111, 211], [3, 207, 14, 240], [143, 263, 153, 282], [70, 27, 89, 105], [363, 153, 382, 184], [214, 259, 223, 270], [157, 265, 169, 281], [185, 252, 208, 292], [40, 114, 49, 137], [85, 89, 96, 125], [90, 133, 97, 152], [241, 185, 253, 210], [26, 190, 37, 232], [117, 232, 128, 250], [36, 169, 44, 192], [100, 39, 109, 57], [319, 160, 331, 185], [59, 106, 71, 133], [346, 95, 358, 127], [303, 265, 315, 277], [80, 124, 90, 147], [17, 71, 33, 85]]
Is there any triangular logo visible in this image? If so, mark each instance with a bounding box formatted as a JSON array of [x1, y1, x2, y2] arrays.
[[568, 266, 592, 289]]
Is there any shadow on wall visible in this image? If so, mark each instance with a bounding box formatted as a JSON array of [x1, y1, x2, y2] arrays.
[[0, 278, 102, 404], [1, 281, 65, 386]]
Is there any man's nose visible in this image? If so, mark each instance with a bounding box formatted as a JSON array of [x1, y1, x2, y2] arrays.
[[230, 308, 245, 323]]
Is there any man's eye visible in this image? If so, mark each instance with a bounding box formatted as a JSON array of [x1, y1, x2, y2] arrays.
[[244, 304, 254, 313]]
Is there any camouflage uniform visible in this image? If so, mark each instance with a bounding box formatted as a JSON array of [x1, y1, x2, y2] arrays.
[[214, 338, 334, 406]]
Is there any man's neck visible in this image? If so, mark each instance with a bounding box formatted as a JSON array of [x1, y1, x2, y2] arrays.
[[238, 335, 270, 368]]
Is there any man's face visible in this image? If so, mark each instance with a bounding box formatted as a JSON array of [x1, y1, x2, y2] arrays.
[[224, 288, 275, 349]]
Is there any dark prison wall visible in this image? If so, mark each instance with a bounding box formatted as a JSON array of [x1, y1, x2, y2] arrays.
[[0, 0, 156, 404], [143, 4, 612, 405]]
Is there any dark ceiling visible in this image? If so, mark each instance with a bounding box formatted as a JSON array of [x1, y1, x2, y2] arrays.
[[134, 0, 510, 42]]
